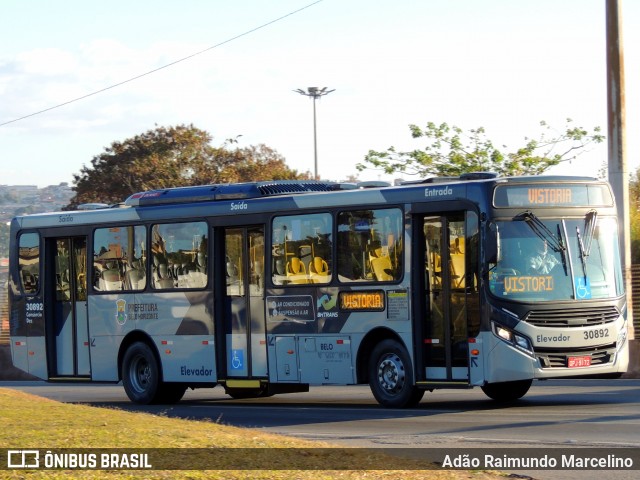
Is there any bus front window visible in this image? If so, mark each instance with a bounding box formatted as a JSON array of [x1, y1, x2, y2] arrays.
[[488, 216, 623, 301]]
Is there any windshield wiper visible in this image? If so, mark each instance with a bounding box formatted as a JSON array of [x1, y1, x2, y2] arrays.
[[583, 210, 597, 257], [517, 211, 566, 253], [576, 210, 597, 278], [576, 227, 588, 278]]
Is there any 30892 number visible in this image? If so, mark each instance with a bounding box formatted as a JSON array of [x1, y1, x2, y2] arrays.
[[583, 328, 609, 340], [26, 302, 44, 312]]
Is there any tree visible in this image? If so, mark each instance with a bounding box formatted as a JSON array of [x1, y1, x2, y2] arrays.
[[357, 119, 604, 178], [629, 168, 640, 265], [67, 124, 303, 208], [0, 222, 8, 258]]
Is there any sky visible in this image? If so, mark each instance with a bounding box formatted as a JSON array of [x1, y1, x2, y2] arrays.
[[1, 0, 639, 188]]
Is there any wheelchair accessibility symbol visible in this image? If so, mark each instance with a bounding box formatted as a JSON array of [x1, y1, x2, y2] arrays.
[[574, 277, 592, 300], [231, 349, 244, 370]]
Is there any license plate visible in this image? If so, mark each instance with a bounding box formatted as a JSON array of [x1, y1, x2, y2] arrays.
[[568, 356, 591, 368]]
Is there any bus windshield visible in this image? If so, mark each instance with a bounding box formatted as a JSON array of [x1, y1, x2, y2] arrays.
[[488, 215, 623, 301]]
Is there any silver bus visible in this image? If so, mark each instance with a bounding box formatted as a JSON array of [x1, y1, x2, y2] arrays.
[[8, 174, 628, 407]]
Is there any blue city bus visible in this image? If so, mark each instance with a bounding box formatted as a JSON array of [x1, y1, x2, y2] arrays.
[[8, 174, 628, 407]]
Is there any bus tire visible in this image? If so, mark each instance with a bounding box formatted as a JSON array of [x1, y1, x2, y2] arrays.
[[156, 383, 188, 404], [122, 342, 161, 404], [481, 379, 532, 402], [368, 339, 424, 408]]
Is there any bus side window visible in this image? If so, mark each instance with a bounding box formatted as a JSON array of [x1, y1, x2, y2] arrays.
[[93, 225, 147, 292], [337, 209, 402, 283], [272, 213, 332, 286], [18, 233, 40, 295], [150, 222, 208, 290]]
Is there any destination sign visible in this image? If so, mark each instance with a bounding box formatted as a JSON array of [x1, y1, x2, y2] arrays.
[[493, 184, 613, 208], [503, 275, 554, 293], [339, 290, 385, 311]]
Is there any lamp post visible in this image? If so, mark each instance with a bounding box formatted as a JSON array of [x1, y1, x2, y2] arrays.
[[294, 87, 334, 179]]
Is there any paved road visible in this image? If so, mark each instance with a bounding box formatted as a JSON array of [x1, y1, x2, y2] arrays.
[[3, 379, 640, 480]]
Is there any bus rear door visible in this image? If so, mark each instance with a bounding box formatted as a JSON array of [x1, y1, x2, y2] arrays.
[[45, 236, 90, 378], [221, 227, 268, 392]]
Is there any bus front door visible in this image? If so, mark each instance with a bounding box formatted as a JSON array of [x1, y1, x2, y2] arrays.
[[223, 227, 267, 385], [46, 236, 90, 378], [421, 214, 472, 383]]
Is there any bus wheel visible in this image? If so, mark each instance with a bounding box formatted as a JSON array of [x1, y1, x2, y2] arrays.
[[369, 339, 424, 408], [122, 342, 161, 404], [481, 379, 532, 402]]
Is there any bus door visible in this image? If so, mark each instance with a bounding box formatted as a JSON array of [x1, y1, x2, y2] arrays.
[[419, 213, 477, 383], [46, 236, 90, 377], [223, 227, 267, 379]]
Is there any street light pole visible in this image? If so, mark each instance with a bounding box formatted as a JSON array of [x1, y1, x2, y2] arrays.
[[294, 87, 334, 179]]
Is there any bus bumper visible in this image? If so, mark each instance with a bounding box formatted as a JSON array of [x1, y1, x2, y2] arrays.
[[533, 335, 629, 379]]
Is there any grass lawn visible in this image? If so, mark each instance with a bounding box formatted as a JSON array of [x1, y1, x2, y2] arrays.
[[0, 388, 504, 479]]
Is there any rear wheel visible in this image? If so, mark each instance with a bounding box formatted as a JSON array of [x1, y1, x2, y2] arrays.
[[122, 342, 161, 404], [368, 339, 424, 408], [481, 379, 532, 402]]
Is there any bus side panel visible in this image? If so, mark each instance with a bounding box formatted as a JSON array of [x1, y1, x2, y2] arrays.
[[88, 294, 138, 382], [469, 336, 485, 386], [90, 335, 121, 381], [10, 336, 47, 380], [136, 291, 216, 383], [298, 336, 355, 384], [26, 335, 48, 379], [9, 293, 31, 376], [483, 332, 535, 383], [10, 337, 29, 376], [133, 292, 214, 337], [76, 304, 91, 376], [9, 292, 48, 379], [87, 291, 217, 383], [154, 335, 217, 383]]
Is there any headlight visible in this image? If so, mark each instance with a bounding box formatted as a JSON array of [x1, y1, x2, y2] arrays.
[[616, 321, 627, 350], [492, 322, 534, 355]]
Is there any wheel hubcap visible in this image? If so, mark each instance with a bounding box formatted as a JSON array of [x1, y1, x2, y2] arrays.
[[377, 353, 406, 393], [130, 355, 151, 393]]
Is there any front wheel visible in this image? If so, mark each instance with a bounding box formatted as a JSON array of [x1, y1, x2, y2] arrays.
[[368, 339, 424, 408], [481, 379, 532, 402], [122, 342, 161, 404]]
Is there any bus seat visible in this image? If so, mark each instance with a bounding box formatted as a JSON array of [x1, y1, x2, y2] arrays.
[[102, 269, 122, 291], [155, 264, 174, 289], [126, 268, 145, 290], [428, 252, 442, 286], [21, 272, 36, 291], [286, 257, 309, 284], [287, 257, 306, 275], [450, 253, 465, 288], [371, 255, 393, 281], [309, 256, 330, 283], [451, 237, 464, 254], [196, 252, 207, 272], [309, 256, 328, 275]]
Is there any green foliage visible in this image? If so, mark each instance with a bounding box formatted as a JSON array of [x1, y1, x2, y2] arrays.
[[629, 169, 640, 264], [358, 119, 604, 178], [67, 124, 303, 208], [0, 222, 8, 258]]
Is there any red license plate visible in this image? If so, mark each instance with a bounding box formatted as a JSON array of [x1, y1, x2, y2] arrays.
[[568, 356, 591, 368]]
